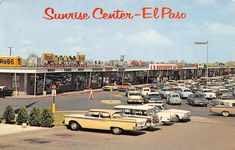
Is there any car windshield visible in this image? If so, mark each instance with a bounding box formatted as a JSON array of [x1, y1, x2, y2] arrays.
[[184, 89, 191, 92], [129, 93, 140, 96], [203, 89, 212, 92], [172, 94, 179, 98], [129, 89, 136, 91], [149, 94, 160, 97], [144, 89, 150, 91], [162, 104, 171, 110]]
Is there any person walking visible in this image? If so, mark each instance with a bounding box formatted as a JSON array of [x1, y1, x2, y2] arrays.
[[88, 88, 94, 99]]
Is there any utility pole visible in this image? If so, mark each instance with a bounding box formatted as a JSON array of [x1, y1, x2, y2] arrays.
[[8, 47, 13, 56]]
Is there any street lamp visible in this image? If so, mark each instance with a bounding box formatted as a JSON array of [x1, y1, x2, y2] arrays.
[[194, 41, 209, 85], [8, 47, 13, 56]]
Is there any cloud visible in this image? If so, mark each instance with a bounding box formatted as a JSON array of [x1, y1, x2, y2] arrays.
[[205, 22, 235, 35], [125, 30, 173, 47], [197, 0, 217, 5]]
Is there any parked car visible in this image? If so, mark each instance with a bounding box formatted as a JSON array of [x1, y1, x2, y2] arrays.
[[64, 109, 147, 135], [198, 88, 216, 99], [0, 86, 13, 96], [140, 88, 151, 97], [166, 93, 182, 105], [217, 92, 234, 100], [216, 88, 230, 97], [102, 83, 118, 91], [114, 105, 160, 129], [0, 90, 4, 98], [144, 92, 164, 103], [150, 81, 161, 89], [187, 93, 209, 107], [127, 91, 144, 104], [178, 88, 193, 99], [211, 98, 234, 106], [210, 100, 235, 117], [159, 88, 174, 98], [145, 103, 191, 122], [125, 87, 138, 97], [118, 83, 132, 92]]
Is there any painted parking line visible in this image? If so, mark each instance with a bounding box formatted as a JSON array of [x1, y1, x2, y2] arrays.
[[112, 94, 125, 98], [100, 100, 122, 105]]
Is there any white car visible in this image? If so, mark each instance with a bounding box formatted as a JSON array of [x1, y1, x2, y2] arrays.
[[140, 88, 151, 97], [178, 88, 193, 99], [198, 89, 217, 99], [114, 105, 160, 128], [159, 89, 174, 98], [145, 103, 191, 122], [127, 91, 144, 104]]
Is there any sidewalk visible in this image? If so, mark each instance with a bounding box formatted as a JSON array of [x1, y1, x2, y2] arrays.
[[6, 89, 103, 99], [0, 124, 46, 136]]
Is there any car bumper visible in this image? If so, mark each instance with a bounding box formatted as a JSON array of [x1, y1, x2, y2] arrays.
[[133, 125, 147, 131]]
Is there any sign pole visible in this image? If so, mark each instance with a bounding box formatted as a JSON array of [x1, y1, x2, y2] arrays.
[[51, 84, 57, 113]]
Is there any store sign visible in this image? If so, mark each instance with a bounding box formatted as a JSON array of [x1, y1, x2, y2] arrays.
[[0, 57, 22, 67], [149, 64, 177, 70], [42, 53, 54, 61], [76, 54, 86, 62]]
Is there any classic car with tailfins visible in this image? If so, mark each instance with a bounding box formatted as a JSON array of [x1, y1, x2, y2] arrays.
[[64, 109, 147, 135], [114, 105, 160, 128], [145, 103, 191, 122], [210, 100, 235, 117]]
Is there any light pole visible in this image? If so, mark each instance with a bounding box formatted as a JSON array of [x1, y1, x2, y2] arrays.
[[8, 47, 13, 56], [194, 41, 209, 85]]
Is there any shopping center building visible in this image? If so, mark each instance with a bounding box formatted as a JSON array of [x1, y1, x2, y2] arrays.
[[0, 55, 234, 96]]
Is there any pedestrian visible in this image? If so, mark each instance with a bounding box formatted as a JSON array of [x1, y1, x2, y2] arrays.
[[88, 88, 93, 99]]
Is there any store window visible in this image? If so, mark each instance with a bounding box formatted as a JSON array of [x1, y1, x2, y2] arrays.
[[12, 76, 20, 88]]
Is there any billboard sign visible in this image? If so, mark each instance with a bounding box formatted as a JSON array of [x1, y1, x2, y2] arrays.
[[0, 56, 23, 67], [149, 64, 177, 70]]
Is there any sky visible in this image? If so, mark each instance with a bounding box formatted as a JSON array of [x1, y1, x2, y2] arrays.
[[0, 0, 235, 63]]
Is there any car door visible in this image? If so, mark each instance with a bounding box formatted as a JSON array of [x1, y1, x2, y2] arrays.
[[84, 111, 105, 130], [231, 103, 235, 115]]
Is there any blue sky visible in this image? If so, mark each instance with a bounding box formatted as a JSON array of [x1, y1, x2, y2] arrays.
[[0, 0, 235, 63]]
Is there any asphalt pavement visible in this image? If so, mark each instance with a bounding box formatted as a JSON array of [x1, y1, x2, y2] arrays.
[[0, 91, 235, 121]]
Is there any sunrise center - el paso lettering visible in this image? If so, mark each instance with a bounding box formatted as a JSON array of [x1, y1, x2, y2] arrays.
[[43, 7, 187, 20]]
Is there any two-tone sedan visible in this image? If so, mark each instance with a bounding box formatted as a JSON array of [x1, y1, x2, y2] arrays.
[[187, 93, 209, 107]]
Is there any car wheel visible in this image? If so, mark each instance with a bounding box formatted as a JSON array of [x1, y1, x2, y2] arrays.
[[174, 116, 180, 122], [221, 111, 230, 117], [111, 127, 122, 135], [69, 121, 80, 131], [204, 104, 207, 107]]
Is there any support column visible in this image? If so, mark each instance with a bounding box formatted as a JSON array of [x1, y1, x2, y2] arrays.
[[24, 73, 27, 95], [14, 73, 18, 96], [34, 73, 37, 96]]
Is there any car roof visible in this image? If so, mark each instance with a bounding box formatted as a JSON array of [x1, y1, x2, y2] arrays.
[[222, 100, 235, 103], [128, 91, 140, 94], [89, 109, 120, 115], [0, 86, 7, 88], [115, 105, 154, 110], [148, 92, 160, 95]]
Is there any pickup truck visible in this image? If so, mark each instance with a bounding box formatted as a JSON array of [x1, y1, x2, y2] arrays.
[[64, 109, 147, 135], [210, 100, 235, 117]]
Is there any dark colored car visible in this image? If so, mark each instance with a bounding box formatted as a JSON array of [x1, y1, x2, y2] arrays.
[[187, 93, 209, 107], [150, 81, 161, 89], [144, 93, 164, 103], [0, 90, 4, 98], [0, 86, 13, 96]]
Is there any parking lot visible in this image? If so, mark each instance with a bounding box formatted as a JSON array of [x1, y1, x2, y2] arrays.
[[0, 91, 234, 120], [0, 90, 235, 150], [0, 115, 234, 150]]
